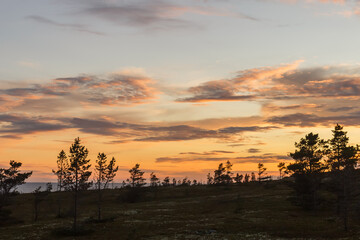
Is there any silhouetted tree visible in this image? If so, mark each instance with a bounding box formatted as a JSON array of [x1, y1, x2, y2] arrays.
[[244, 173, 250, 183], [150, 172, 160, 187], [207, 173, 213, 185], [52, 150, 68, 191], [181, 177, 191, 186], [162, 176, 170, 186], [63, 137, 92, 232], [224, 160, 233, 184], [257, 163, 267, 183], [287, 132, 327, 210], [277, 162, 287, 179], [95, 153, 118, 221], [33, 186, 51, 222], [192, 179, 197, 185], [233, 173, 243, 184], [327, 124, 357, 171], [172, 178, 177, 186], [52, 150, 68, 217], [127, 164, 146, 187], [326, 124, 359, 231], [0, 160, 32, 210], [46, 182, 53, 192], [214, 163, 226, 184], [104, 157, 118, 188], [251, 172, 256, 182], [288, 133, 327, 175], [214, 161, 234, 185]]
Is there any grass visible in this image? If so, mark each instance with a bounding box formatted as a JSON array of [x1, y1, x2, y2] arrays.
[[1, 181, 360, 239]]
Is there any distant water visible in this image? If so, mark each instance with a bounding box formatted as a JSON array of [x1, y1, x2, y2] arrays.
[[16, 182, 124, 194]]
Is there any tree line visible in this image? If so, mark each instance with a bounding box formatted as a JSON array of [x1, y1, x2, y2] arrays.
[[1, 124, 359, 233]]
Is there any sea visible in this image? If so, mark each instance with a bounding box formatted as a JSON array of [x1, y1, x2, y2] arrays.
[[16, 182, 124, 193]]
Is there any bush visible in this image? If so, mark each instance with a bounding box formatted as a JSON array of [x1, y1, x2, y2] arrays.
[[51, 224, 94, 237], [118, 187, 146, 203]]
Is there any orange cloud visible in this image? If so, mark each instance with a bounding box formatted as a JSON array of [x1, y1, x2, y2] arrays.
[[177, 63, 360, 103], [0, 72, 160, 112], [156, 152, 290, 163]]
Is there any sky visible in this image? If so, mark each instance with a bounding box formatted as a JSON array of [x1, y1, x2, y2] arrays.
[[1, 0, 360, 182]]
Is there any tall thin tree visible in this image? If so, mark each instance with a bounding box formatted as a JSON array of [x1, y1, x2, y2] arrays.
[[52, 150, 68, 191], [63, 137, 92, 232], [257, 163, 267, 183], [326, 124, 359, 231], [94, 153, 118, 221], [277, 162, 287, 180]]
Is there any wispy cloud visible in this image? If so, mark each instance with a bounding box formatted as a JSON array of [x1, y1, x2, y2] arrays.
[[0, 71, 160, 111], [266, 112, 360, 127], [80, 0, 258, 31], [0, 113, 275, 141], [0, 114, 68, 138], [177, 62, 360, 103], [180, 150, 235, 155], [27, 15, 105, 36], [156, 152, 290, 163], [247, 148, 261, 153], [176, 60, 303, 102]]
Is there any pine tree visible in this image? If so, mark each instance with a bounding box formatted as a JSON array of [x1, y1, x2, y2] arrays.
[[127, 164, 146, 187], [214, 163, 226, 184], [162, 176, 170, 186], [327, 124, 358, 171], [233, 173, 243, 184], [52, 150, 68, 191], [287, 132, 327, 210], [243, 173, 250, 183], [63, 137, 92, 232], [326, 124, 359, 231], [224, 160, 233, 184], [0, 161, 32, 210], [95, 153, 118, 221], [287, 133, 326, 175], [105, 157, 118, 188], [150, 172, 160, 187], [277, 162, 287, 179], [257, 163, 267, 183], [251, 172, 256, 182], [207, 173, 214, 185], [32, 186, 50, 222], [52, 150, 69, 217]]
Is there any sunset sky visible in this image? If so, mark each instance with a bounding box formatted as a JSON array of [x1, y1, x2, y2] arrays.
[[1, 0, 360, 182]]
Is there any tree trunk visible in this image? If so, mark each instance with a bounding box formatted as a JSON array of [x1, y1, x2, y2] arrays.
[[74, 166, 78, 233], [34, 201, 38, 222], [343, 171, 348, 232], [98, 180, 102, 221]]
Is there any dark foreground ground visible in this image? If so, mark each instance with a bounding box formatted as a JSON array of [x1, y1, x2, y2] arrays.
[[1, 182, 360, 239]]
